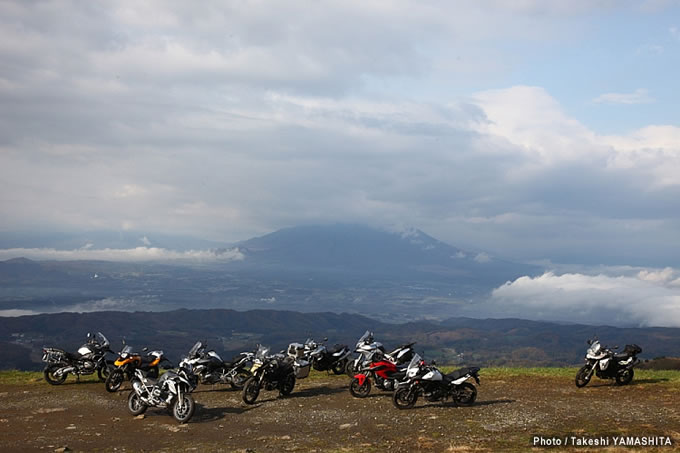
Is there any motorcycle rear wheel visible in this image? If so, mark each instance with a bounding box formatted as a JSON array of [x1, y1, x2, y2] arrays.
[[105, 369, 125, 393], [575, 365, 592, 388], [345, 360, 357, 377], [616, 368, 634, 385], [242, 377, 260, 405], [127, 390, 147, 416], [392, 387, 417, 410], [172, 394, 195, 424], [349, 377, 371, 398], [454, 382, 477, 406], [279, 373, 296, 396], [44, 365, 68, 385]]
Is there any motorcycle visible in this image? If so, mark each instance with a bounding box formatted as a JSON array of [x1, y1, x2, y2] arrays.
[[392, 354, 480, 410], [42, 332, 113, 385], [127, 355, 198, 423], [303, 337, 351, 375], [349, 350, 407, 398], [242, 345, 297, 404], [346, 330, 415, 376], [105, 342, 169, 393], [575, 339, 641, 387], [184, 341, 253, 389]]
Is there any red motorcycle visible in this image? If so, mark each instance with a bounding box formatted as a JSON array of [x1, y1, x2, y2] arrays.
[[349, 351, 406, 398]]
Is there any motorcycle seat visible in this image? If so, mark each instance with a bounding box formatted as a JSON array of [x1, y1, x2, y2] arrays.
[[445, 366, 479, 381], [64, 351, 83, 361], [613, 352, 630, 360], [387, 370, 406, 380]]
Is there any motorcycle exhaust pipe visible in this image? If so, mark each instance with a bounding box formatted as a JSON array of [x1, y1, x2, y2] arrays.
[[57, 366, 75, 375]]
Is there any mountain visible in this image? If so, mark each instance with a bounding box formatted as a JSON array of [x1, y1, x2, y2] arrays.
[[235, 224, 537, 284], [0, 225, 540, 321], [2, 308, 679, 370]]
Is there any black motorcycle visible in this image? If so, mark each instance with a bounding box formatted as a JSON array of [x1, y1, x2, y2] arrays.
[[42, 332, 113, 385], [303, 337, 351, 375], [575, 339, 641, 387], [184, 341, 253, 389], [127, 354, 198, 423], [392, 354, 480, 409], [242, 345, 296, 404]]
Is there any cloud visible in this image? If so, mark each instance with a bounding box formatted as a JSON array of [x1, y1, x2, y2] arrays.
[[592, 88, 654, 105], [490, 269, 680, 327], [671, 26, 680, 40], [0, 247, 245, 262]]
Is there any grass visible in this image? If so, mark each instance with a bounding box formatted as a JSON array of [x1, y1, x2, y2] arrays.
[[3, 367, 680, 387]]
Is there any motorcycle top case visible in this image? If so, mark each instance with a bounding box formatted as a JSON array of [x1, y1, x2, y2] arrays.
[[287, 343, 306, 359], [624, 344, 642, 355], [294, 359, 311, 379]]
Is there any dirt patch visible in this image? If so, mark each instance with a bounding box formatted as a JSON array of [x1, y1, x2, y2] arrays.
[[0, 373, 678, 452]]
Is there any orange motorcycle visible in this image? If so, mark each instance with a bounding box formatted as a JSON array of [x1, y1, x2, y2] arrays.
[[105, 343, 169, 392]]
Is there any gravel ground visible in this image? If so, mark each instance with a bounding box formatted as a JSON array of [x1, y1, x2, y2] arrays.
[[0, 372, 679, 452]]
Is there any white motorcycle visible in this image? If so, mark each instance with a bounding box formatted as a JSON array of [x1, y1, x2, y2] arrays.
[[575, 339, 641, 387]]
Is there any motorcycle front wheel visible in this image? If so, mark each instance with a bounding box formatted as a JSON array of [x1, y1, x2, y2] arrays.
[[279, 373, 296, 396], [97, 363, 113, 382], [172, 394, 195, 424], [349, 377, 371, 398], [44, 365, 68, 385], [616, 368, 634, 385], [454, 382, 477, 406], [345, 360, 357, 377], [230, 369, 251, 390], [105, 369, 125, 393], [242, 377, 260, 405], [127, 390, 147, 416], [392, 387, 417, 410], [575, 365, 592, 388], [331, 359, 346, 375]]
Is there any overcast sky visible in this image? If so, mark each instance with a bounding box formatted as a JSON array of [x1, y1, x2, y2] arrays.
[[1, 0, 679, 268]]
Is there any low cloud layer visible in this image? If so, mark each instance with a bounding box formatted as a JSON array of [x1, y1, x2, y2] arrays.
[[0, 247, 244, 262], [490, 268, 680, 327]]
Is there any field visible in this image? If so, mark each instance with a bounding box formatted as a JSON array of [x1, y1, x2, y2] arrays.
[[1, 368, 679, 452]]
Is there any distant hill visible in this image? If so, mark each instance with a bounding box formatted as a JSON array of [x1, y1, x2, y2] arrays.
[[2, 309, 679, 370]]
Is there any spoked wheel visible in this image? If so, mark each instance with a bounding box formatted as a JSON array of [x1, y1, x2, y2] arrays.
[[44, 365, 68, 385], [279, 373, 296, 396], [172, 394, 195, 424], [454, 382, 477, 406], [616, 368, 634, 386], [349, 377, 371, 398], [345, 360, 357, 377], [105, 369, 125, 393], [575, 365, 592, 388], [331, 360, 346, 375], [127, 390, 147, 416], [230, 370, 251, 390], [242, 377, 260, 405], [393, 387, 418, 410], [97, 363, 113, 382]]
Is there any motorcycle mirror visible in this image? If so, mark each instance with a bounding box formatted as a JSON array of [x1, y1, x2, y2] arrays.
[[587, 339, 592, 345], [431, 360, 437, 366], [323, 337, 328, 342], [142, 347, 148, 352], [613, 345, 619, 349], [122, 338, 126, 345]]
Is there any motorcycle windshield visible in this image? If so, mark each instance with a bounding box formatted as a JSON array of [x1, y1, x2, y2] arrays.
[[255, 345, 270, 360], [357, 331, 372, 348], [187, 341, 203, 359], [95, 332, 109, 348], [121, 345, 133, 356], [407, 354, 422, 372], [587, 341, 601, 356]]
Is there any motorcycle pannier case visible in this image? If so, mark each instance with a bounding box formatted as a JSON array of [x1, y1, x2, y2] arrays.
[[294, 359, 311, 379], [42, 348, 66, 363], [287, 343, 306, 359]]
